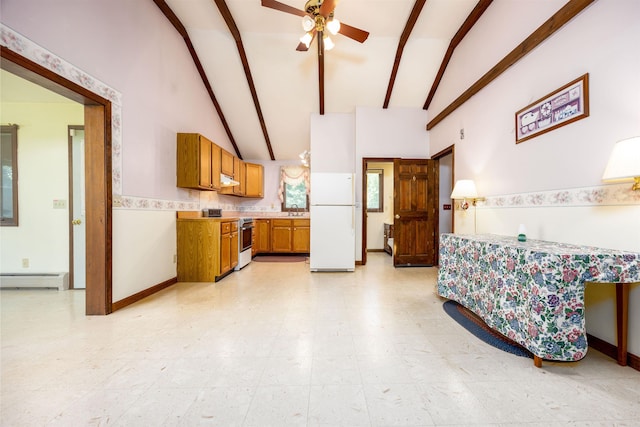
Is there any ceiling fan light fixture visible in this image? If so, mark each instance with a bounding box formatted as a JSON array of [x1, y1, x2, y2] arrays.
[[300, 32, 313, 48], [301, 15, 315, 32], [326, 18, 340, 35], [323, 34, 334, 51]]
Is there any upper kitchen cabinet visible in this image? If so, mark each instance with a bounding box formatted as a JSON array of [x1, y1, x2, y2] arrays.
[[176, 133, 220, 191], [244, 162, 264, 198], [220, 156, 245, 196], [221, 149, 234, 177]]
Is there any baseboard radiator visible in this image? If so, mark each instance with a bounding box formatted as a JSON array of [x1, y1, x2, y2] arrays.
[[0, 273, 69, 291]]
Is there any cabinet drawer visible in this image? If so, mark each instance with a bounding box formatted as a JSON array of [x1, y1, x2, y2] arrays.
[[230, 221, 238, 232], [293, 219, 309, 227], [272, 219, 291, 227], [221, 222, 231, 234]]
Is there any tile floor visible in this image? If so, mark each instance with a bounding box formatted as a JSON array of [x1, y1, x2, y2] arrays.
[[1, 253, 639, 426]]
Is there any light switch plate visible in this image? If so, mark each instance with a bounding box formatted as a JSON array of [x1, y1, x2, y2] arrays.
[[53, 199, 67, 209]]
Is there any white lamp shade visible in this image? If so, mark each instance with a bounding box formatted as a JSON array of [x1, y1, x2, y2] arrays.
[[602, 136, 640, 182], [302, 15, 315, 32], [450, 179, 478, 199]]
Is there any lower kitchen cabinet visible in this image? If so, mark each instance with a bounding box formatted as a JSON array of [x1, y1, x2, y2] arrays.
[[177, 218, 238, 282], [254, 219, 272, 254], [268, 218, 309, 254]]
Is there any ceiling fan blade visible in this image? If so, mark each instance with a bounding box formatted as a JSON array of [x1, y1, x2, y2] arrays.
[[261, 0, 306, 17], [338, 22, 369, 43], [319, 0, 338, 18]]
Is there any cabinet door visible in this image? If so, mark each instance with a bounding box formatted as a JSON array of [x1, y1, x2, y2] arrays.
[[220, 231, 231, 274], [177, 133, 213, 190], [255, 219, 271, 253], [198, 136, 213, 189], [211, 142, 221, 190], [221, 149, 234, 176], [230, 230, 238, 269], [292, 219, 310, 253], [245, 163, 264, 198], [271, 219, 292, 252], [233, 157, 245, 196]]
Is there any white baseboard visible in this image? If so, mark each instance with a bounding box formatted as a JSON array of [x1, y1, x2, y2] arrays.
[[0, 273, 69, 291]]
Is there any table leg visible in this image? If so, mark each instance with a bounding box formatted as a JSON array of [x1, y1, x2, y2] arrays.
[[616, 283, 629, 366], [534, 355, 542, 368]]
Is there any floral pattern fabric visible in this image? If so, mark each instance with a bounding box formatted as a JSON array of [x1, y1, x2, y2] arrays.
[[437, 234, 640, 362]]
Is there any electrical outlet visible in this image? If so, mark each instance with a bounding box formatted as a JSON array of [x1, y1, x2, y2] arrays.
[[22, 258, 29, 268]]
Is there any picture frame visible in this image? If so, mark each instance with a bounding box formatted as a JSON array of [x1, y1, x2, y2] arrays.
[[515, 73, 589, 144]]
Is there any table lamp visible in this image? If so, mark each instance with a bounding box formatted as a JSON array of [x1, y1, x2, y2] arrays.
[[602, 136, 640, 191]]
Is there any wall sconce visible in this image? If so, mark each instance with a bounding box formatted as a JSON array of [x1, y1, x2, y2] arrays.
[[450, 179, 484, 210], [602, 136, 640, 191]]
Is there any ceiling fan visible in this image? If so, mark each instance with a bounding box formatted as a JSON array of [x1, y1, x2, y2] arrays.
[[261, 0, 369, 114], [261, 0, 369, 52]]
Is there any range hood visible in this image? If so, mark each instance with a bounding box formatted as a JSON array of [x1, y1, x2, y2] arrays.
[[220, 173, 239, 187]]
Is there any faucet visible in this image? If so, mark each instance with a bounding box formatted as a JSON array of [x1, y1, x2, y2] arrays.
[[289, 204, 298, 216]]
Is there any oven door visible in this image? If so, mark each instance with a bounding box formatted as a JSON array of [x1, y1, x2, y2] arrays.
[[240, 223, 253, 252]]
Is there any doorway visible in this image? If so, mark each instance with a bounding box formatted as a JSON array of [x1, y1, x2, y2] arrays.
[[1, 46, 112, 315]]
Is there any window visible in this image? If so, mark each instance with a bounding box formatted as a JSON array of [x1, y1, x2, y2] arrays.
[[280, 166, 309, 212], [1, 125, 18, 226], [366, 169, 383, 212]]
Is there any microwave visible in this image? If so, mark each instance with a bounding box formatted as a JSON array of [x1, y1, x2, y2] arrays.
[[202, 208, 222, 218]]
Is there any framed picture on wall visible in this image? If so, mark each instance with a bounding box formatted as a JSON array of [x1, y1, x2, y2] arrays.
[[515, 73, 589, 144]]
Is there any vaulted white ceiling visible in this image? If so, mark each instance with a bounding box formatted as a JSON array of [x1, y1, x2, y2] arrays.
[[163, 0, 480, 161]]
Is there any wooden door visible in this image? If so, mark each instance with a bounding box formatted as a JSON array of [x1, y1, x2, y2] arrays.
[[271, 219, 293, 252], [393, 159, 438, 266], [230, 229, 238, 269], [255, 219, 271, 253], [292, 219, 310, 253], [220, 229, 231, 274], [245, 162, 264, 198]]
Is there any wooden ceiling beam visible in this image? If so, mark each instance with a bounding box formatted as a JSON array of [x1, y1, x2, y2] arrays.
[[426, 0, 595, 130], [382, 0, 427, 109], [152, 0, 242, 159], [423, 0, 493, 110], [319, 32, 325, 115], [213, 0, 276, 160]]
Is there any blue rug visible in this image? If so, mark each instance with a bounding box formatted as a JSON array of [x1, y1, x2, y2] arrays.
[[443, 300, 533, 359]]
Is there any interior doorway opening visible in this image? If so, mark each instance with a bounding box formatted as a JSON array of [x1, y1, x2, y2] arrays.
[[1, 46, 113, 315]]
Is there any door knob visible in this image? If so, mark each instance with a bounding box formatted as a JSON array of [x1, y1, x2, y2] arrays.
[[394, 214, 400, 219]]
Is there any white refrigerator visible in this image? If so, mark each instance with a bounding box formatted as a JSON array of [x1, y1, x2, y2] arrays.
[[310, 173, 356, 272]]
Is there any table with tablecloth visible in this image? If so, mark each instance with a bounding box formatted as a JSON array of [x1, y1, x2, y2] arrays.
[[437, 233, 640, 365]]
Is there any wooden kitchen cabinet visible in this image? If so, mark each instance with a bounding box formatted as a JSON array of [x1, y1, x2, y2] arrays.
[[254, 219, 271, 254], [177, 218, 238, 282], [176, 133, 220, 190], [271, 219, 293, 252], [233, 157, 245, 196], [292, 219, 310, 252], [221, 149, 234, 177], [244, 162, 264, 198], [270, 218, 310, 253]]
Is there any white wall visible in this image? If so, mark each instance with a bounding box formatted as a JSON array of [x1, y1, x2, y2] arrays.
[[0, 102, 83, 273], [355, 107, 430, 260], [429, 1, 640, 355], [438, 153, 453, 235], [310, 113, 356, 173], [0, 0, 237, 301]]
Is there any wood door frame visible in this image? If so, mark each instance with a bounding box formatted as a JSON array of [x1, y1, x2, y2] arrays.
[[362, 157, 396, 266], [431, 144, 455, 250], [1, 46, 113, 315]]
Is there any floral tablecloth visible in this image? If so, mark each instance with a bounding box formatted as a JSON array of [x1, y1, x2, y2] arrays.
[[437, 233, 640, 361]]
